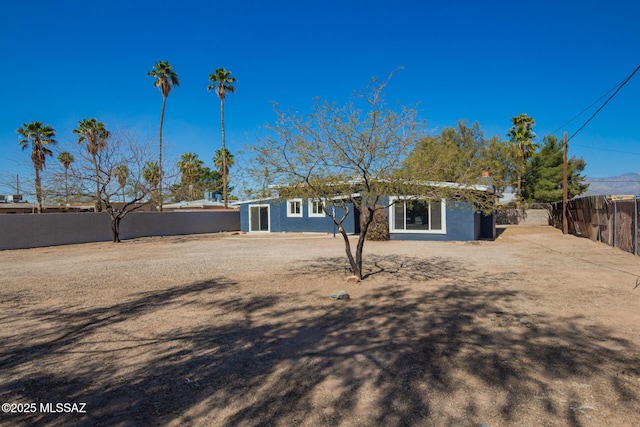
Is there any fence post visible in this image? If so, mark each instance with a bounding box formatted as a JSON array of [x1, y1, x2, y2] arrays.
[[635, 198, 638, 256], [613, 200, 617, 248]]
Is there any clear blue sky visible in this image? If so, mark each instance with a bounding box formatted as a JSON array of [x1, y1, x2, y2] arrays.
[[1, 0, 638, 196]]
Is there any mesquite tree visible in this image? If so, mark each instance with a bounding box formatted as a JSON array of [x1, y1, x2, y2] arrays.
[[253, 74, 497, 279], [70, 130, 155, 242]]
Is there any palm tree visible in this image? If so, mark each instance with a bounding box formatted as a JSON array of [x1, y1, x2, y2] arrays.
[[143, 161, 161, 207], [57, 151, 75, 204], [208, 67, 236, 208], [148, 60, 180, 212], [17, 121, 57, 213], [178, 152, 204, 200], [74, 118, 110, 212], [213, 147, 235, 176], [507, 113, 537, 199], [114, 164, 129, 202]]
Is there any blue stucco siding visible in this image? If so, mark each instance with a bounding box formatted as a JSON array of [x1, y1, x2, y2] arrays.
[[239, 199, 355, 234], [239, 203, 249, 232], [272, 200, 355, 233], [388, 200, 478, 241], [240, 197, 491, 240]]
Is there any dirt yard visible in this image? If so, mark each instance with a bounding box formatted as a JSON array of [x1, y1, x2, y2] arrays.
[[0, 225, 639, 426]]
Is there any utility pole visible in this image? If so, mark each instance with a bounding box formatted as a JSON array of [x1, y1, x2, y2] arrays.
[[562, 131, 568, 235]]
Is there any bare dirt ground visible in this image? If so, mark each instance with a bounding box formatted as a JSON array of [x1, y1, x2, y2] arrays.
[[0, 225, 639, 426]]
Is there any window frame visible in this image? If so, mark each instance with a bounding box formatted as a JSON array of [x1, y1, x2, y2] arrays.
[[286, 198, 303, 218], [308, 198, 325, 218], [388, 196, 447, 234], [248, 204, 270, 232]]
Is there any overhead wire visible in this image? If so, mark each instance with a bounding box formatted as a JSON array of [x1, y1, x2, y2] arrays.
[[565, 65, 640, 144], [569, 144, 640, 156], [549, 78, 625, 136]]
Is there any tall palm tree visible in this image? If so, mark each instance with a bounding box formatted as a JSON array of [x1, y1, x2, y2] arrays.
[[507, 113, 537, 199], [74, 118, 110, 212], [143, 161, 161, 207], [114, 164, 129, 202], [57, 151, 74, 204], [148, 60, 180, 211], [208, 67, 236, 208], [17, 121, 57, 213], [178, 152, 203, 200], [212, 149, 234, 201], [213, 147, 234, 175]]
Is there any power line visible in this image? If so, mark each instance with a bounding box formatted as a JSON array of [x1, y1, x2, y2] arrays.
[[549, 77, 626, 136], [586, 179, 640, 183], [570, 143, 640, 156], [566, 65, 640, 143]]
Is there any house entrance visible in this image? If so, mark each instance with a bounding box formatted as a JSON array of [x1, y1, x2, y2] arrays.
[[249, 205, 270, 232]]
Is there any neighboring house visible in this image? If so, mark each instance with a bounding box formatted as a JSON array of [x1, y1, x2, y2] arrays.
[[164, 191, 239, 212], [164, 199, 239, 211], [0, 202, 94, 214], [238, 185, 498, 240]]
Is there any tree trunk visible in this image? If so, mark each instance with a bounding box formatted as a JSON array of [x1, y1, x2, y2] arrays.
[[326, 204, 377, 280], [93, 156, 101, 212], [516, 150, 525, 205], [220, 97, 228, 209], [354, 208, 377, 279], [64, 168, 69, 204], [158, 95, 167, 212], [111, 216, 121, 243], [34, 167, 42, 214], [337, 224, 359, 277]]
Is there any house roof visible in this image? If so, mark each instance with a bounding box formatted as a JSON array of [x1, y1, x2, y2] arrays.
[[269, 179, 499, 195], [164, 199, 239, 210], [0, 203, 95, 213]]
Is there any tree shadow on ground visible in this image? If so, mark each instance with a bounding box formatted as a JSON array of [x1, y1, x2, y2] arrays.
[[1, 261, 638, 426], [296, 254, 470, 282]]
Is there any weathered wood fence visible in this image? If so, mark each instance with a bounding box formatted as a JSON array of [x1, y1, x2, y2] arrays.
[[551, 195, 640, 255]]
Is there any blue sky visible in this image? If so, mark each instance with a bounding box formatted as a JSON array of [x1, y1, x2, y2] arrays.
[[1, 0, 639, 196]]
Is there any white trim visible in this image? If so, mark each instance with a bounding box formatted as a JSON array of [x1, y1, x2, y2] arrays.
[[388, 196, 447, 234], [248, 204, 270, 232], [308, 198, 325, 218], [286, 198, 303, 217]]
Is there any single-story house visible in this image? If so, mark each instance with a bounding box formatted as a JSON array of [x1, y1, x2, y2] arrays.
[[238, 184, 498, 240]]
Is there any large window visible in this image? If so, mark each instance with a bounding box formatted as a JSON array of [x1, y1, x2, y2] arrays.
[[287, 198, 303, 217], [308, 198, 325, 218], [389, 197, 446, 233]]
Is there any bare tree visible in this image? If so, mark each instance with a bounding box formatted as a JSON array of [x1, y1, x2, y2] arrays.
[[70, 130, 155, 242]]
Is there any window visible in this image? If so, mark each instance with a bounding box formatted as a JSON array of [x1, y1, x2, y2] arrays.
[[389, 197, 446, 234], [308, 198, 325, 218], [287, 198, 303, 217]]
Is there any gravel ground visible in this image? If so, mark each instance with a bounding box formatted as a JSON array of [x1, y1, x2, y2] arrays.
[[0, 225, 639, 426]]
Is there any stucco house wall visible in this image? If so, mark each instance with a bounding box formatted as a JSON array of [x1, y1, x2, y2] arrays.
[[239, 199, 355, 234], [240, 197, 495, 241], [387, 200, 479, 241]]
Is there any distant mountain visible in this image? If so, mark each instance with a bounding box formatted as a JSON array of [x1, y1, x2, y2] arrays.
[[584, 173, 640, 196]]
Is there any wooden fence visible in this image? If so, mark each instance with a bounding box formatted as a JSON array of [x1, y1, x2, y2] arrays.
[[551, 195, 640, 255]]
